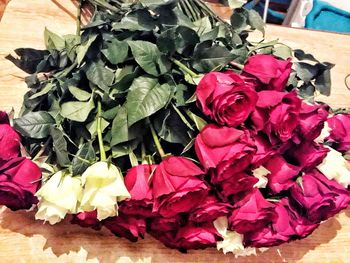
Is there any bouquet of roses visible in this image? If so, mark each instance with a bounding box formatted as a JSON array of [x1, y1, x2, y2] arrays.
[[1, 0, 349, 256]]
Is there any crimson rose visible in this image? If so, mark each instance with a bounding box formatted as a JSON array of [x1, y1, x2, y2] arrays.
[[71, 210, 102, 230], [196, 71, 258, 127], [326, 114, 350, 152], [0, 112, 21, 160], [243, 54, 292, 91]]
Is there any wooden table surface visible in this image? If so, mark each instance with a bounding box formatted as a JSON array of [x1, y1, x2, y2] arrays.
[[0, 1, 350, 262]]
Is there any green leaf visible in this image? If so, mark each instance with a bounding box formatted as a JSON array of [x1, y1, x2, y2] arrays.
[[102, 39, 129, 65], [128, 40, 170, 76], [44, 28, 65, 50], [64, 34, 81, 62], [186, 110, 207, 131], [76, 34, 98, 65], [315, 68, 332, 96], [86, 117, 109, 137], [126, 77, 171, 126], [230, 12, 247, 30], [68, 86, 91, 101], [60, 98, 95, 122], [273, 45, 292, 60], [72, 141, 96, 175], [112, 9, 156, 31], [29, 82, 54, 99], [86, 62, 115, 91], [247, 9, 265, 34], [112, 139, 139, 159], [14, 111, 55, 139], [294, 49, 319, 63], [50, 127, 70, 167]]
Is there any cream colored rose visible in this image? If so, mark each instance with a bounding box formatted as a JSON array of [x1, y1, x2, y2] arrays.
[[79, 161, 130, 220], [35, 170, 83, 224]]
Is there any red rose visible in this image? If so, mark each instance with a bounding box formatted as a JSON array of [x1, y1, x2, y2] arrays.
[[119, 164, 157, 217], [264, 155, 301, 194], [0, 111, 9, 124], [0, 122, 21, 161], [298, 102, 329, 141], [71, 210, 102, 230], [103, 213, 146, 242], [152, 157, 208, 217], [189, 195, 230, 223], [0, 157, 41, 210], [251, 134, 276, 166], [195, 124, 256, 183], [229, 189, 276, 234], [290, 170, 350, 223], [327, 114, 350, 152], [219, 171, 258, 199], [243, 54, 292, 91], [196, 71, 258, 127], [254, 91, 302, 144], [244, 198, 318, 247]]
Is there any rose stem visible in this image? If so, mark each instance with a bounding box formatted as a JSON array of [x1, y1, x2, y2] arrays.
[[149, 123, 166, 158], [97, 100, 106, 161], [229, 61, 244, 70], [172, 59, 199, 78], [76, 0, 82, 36]]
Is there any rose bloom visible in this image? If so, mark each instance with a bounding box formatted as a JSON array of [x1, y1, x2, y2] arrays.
[[251, 133, 276, 167], [219, 171, 258, 199], [196, 71, 258, 127], [0, 157, 41, 210], [152, 156, 208, 217], [119, 164, 157, 218], [195, 124, 256, 183], [290, 170, 350, 223], [326, 113, 350, 152], [229, 188, 276, 234], [243, 54, 292, 91], [251, 90, 302, 144], [71, 210, 102, 230], [0, 111, 21, 161], [244, 198, 318, 247]]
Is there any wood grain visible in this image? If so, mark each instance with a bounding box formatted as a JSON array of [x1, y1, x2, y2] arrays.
[[0, 1, 350, 262]]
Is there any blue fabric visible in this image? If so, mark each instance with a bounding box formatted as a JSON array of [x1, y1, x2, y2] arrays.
[[306, 0, 350, 33]]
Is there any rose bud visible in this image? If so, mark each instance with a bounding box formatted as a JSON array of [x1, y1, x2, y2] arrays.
[[36, 170, 83, 225], [103, 213, 146, 242], [0, 111, 9, 123], [195, 124, 256, 183], [0, 119, 21, 161], [264, 155, 301, 194], [189, 195, 231, 223], [290, 170, 350, 223], [242, 54, 292, 91], [0, 157, 41, 210], [229, 188, 276, 234], [326, 113, 350, 152], [152, 156, 208, 217], [71, 210, 102, 230], [298, 102, 329, 141], [196, 71, 258, 127], [119, 164, 157, 218], [244, 198, 318, 247]]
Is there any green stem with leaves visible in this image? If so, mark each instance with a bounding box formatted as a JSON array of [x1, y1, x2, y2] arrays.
[[149, 123, 166, 158], [172, 59, 199, 78], [97, 100, 106, 161]]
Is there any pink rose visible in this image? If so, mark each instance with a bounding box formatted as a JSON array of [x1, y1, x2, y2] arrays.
[[103, 213, 146, 242], [195, 124, 256, 183], [264, 155, 301, 194], [244, 198, 318, 247], [229, 189, 276, 234], [243, 54, 292, 91], [219, 172, 258, 199], [152, 157, 208, 217], [189, 195, 230, 223], [0, 118, 21, 160], [251, 134, 276, 166], [290, 170, 350, 223], [71, 210, 102, 230], [196, 71, 258, 127], [327, 114, 350, 152], [0, 157, 41, 210], [119, 164, 157, 217]]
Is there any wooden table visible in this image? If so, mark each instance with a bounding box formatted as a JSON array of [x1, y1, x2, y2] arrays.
[[0, 1, 350, 262]]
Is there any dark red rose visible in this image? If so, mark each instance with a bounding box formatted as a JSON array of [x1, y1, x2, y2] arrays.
[[285, 142, 328, 172], [119, 164, 157, 217], [229, 188, 276, 234], [219, 171, 258, 199], [290, 170, 350, 223], [195, 124, 256, 183], [327, 114, 350, 152], [103, 213, 146, 242], [196, 71, 258, 127], [71, 210, 102, 230], [152, 156, 208, 217], [0, 157, 41, 210], [264, 155, 301, 194], [298, 102, 329, 141], [253, 91, 302, 144], [243, 54, 292, 91], [244, 198, 318, 247], [0, 122, 21, 161], [189, 195, 230, 223], [0, 111, 9, 124]]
